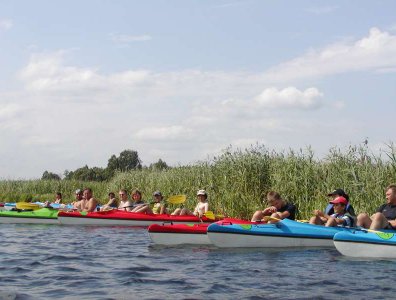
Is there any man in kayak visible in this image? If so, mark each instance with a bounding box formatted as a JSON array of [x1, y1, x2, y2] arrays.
[[82, 188, 98, 212], [357, 184, 396, 230], [118, 189, 133, 211], [251, 191, 296, 222], [309, 196, 355, 227], [72, 189, 85, 210]]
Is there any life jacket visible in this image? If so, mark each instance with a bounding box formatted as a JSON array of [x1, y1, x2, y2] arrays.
[[325, 203, 356, 227]]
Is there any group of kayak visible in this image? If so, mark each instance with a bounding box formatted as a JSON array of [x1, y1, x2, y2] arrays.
[[1, 185, 396, 259]]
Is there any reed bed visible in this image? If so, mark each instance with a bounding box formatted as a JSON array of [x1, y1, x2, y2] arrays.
[[1, 144, 395, 220]]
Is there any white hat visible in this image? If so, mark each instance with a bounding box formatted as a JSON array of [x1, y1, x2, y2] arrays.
[[197, 189, 207, 196]]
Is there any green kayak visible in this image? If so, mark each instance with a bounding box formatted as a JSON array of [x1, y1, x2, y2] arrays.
[[0, 208, 59, 224]]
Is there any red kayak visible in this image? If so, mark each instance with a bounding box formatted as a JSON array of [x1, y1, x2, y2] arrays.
[[148, 218, 252, 245], [57, 210, 220, 226]]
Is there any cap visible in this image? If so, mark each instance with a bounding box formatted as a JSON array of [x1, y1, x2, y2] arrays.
[[153, 191, 162, 196], [75, 189, 82, 194], [197, 189, 207, 196], [327, 189, 346, 197], [329, 196, 348, 205]]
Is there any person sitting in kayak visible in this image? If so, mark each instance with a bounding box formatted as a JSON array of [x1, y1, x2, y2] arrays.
[[357, 184, 396, 230], [130, 191, 168, 214], [251, 191, 296, 222], [130, 189, 149, 213], [82, 188, 98, 212], [325, 188, 355, 216], [171, 189, 209, 217], [118, 189, 133, 212], [100, 192, 119, 211], [309, 196, 354, 227]]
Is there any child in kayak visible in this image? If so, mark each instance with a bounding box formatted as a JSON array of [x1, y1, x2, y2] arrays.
[[100, 192, 119, 211], [171, 189, 209, 217], [251, 191, 296, 222], [309, 196, 354, 227]]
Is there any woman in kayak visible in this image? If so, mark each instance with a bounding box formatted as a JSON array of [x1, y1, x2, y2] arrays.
[[171, 189, 209, 217], [100, 192, 119, 211], [251, 191, 296, 222], [309, 196, 355, 227], [130, 191, 168, 214], [118, 189, 133, 211], [130, 189, 149, 213]]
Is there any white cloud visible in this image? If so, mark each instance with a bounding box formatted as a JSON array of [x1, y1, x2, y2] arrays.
[[134, 126, 192, 141], [263, 27, 396, 82], [110, 33, 152, 44], [254, 87, 323, 109], [0, 19, 13, 31]]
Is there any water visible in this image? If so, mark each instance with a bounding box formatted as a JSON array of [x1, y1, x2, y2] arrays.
[[0, 224, 395, 300]]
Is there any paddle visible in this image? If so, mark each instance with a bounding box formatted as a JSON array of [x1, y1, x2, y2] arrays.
[[167, 194, 186, 204], [262, 216, 281, 222], [203, 211, 224, 220], [15, 202, 40, 210]]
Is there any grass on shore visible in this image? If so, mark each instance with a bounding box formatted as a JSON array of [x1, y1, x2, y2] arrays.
[[1, 143, 395, 220]]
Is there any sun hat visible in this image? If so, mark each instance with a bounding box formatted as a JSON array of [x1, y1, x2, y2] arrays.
[[329, 196, 348, 205], [197, 189, 207, 196]]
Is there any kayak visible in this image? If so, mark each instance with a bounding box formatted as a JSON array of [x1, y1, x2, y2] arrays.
[[207, 218, 352, 248], [1, 202, 73, 210], [148, 223, 210, 245], [0, 208, 59, 224], [147, 218, 248, 245], [333, 230, 396, 258], [58, 210, 219, 226]]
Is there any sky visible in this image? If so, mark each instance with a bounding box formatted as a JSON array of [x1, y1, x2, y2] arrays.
[[0, 0, 396, 179]]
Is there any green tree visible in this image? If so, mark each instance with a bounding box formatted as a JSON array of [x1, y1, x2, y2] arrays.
[[41, 171, 61, 181], [149, 159, 169, 170], [107, 149, 142, 173]]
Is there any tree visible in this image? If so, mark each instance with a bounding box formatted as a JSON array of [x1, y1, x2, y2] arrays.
[[107, 149, 142, 173], [149, 159, 169, 170], [41, 170, 61, 181]]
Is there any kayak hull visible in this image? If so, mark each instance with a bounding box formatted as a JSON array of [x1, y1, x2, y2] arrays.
[[0, 208, 59, 224], [58, 210, 217, 226], [334, 230, 396, 258], [148, 223, 210, 245], [207, 219, 349, 248]]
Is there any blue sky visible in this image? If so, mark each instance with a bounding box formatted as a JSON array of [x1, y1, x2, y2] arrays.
[[1, 0, 396, 179]]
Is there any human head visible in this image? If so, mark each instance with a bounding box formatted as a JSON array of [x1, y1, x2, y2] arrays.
[[131, 189, 142, 201], [56, 192, 62, 199], [386, 185, 396, 205], [108, 192, 115, 199], [266, 191, 283, 209], [118, 189, 128, 200], [330, 196, 348, 213], [197, 189, 208, 201], [153, 191, 163, 201], [75, 189, 83, 200], [83, 188, 93, 200], [327, 189, 349, 202]]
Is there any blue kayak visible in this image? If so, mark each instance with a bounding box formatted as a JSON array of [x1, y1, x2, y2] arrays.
[[207, 218, 352, 248], [334, 230, 396, 258]]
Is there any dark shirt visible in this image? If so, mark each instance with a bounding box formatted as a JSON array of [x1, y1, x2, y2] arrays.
[[278, 202, 296, 220], [377, 204, 396, 220]]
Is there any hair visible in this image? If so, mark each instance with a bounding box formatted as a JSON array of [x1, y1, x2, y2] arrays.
[[386, 185, 396, 193], [84, 188, 92, 193], [119, 189, 127, 195], [56, 192, 62, 197], [131, 189, 142, 196], [266, 191, 281, 203], [108, 192, 115, 198]]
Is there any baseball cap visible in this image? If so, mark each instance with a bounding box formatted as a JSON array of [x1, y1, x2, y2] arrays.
[[330, 196, 348, 205], [327, 189, 346, 197], [153, 191, 162, 196]]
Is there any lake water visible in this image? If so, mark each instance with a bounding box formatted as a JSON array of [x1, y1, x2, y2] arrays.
[[0, 224, 395, 300]]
